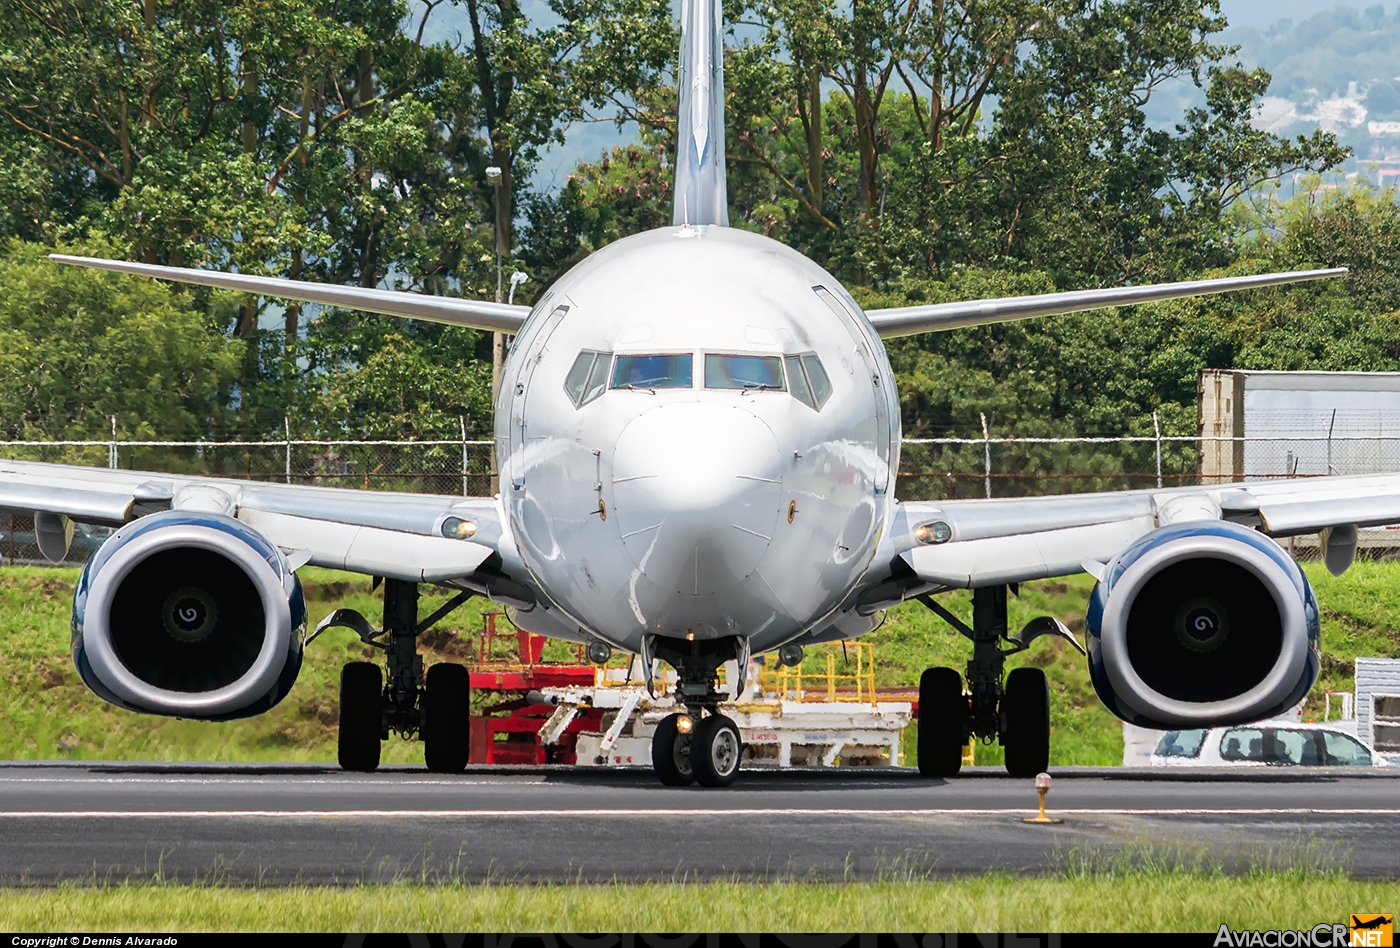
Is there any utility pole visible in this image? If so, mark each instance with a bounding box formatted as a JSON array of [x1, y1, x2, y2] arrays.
[[487, 165, 505, 497]]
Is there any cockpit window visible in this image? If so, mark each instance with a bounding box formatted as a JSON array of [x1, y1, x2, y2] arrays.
[[705, 354, 785, 391], [582, 351, 611, 403], [564, 350, 611, 407], [785, 355, 813, 407], [611, 353, 693, 390], [785, 353, 832, 410], [801, 353, 832, 407]]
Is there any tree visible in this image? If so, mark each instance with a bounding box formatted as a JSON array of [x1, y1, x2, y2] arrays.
[[0, 241, 241, 440], [544, 0, 1347, 286]]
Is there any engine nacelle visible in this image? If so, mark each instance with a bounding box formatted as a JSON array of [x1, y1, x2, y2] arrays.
[[1086, 520, 1319, 729], [72, 511, 307, 720]]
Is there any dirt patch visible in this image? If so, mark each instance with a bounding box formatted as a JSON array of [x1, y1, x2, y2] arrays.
[[29, 577, 71, 601], [419, 627, 476, 660], [304, 580, 355, 601], [37, 663, 65, 689]]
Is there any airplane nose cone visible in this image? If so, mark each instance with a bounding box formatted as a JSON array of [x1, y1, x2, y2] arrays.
[[613, 403, 782, 595]]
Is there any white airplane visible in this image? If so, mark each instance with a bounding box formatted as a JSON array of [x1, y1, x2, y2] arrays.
[[8, 0, 1380, 787]]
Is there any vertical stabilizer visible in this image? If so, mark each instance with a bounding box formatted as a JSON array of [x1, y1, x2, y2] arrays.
[[672, 0, 728, 226]]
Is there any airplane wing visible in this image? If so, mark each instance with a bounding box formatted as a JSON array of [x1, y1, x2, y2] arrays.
[[0, 458, 511, 586], [865, 268, 1347, 338], [49, 255, 531, 335], [890, 473, 1400, 589]]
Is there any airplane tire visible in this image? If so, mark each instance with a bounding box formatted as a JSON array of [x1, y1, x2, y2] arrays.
[[424, 662, 471, 773], [651, 713, 695, 786], [1002, 667, 1050, 777], [338, 662, 382, 772], [917, 666, 967, 777], [690, 714, 742, 788]]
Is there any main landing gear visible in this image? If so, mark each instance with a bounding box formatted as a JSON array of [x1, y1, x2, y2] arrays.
[[915, 584, 1083, 778], [646, 635, 746, 788], [314, 578, 475, 773]]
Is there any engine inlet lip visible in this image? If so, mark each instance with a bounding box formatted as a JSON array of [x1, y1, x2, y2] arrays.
[[1099, 534, 1308, 726], [82, 522, 292, 715]]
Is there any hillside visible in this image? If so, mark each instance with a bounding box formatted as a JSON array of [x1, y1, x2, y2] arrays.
[[0, 561, 1395, 767], [1226, 5, 1400, 159]]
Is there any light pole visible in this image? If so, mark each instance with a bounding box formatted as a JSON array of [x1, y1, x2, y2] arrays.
[[486, 165, 505, 411], [509, 270, 529, 305]]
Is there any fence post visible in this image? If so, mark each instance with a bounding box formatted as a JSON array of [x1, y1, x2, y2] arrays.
[[284, 416, 292, 484], [460, 415, 470, 497], [1326, 408, 1337, 476], [980, 412, 991, 499], [109, 415, 117, 470], [1153, 410, 1162, 489]]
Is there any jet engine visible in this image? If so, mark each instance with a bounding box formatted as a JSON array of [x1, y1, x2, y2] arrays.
[[1086, 520, 1319, 729], [71, 511, 307, 720]]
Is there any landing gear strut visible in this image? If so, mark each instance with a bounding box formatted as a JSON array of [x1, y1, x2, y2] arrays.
[[646, 635, 746, 788], [917, 584, 1067, 777], [322, 579, 475, 773]]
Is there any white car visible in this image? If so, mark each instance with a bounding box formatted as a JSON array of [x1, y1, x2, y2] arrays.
[[1149, 723, 1391, 768]]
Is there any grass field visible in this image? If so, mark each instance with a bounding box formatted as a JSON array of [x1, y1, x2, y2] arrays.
[[0, 558, 1397, 767], [0, 867, 1390, 931]]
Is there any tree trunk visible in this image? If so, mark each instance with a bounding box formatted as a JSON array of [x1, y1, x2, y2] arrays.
[[804, 66, 824, 211], [241, 56, 257, 156], [854, 75, 878, 220]]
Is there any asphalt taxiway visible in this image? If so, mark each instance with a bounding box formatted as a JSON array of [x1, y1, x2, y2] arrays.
[[0, 762, 1396, 883]]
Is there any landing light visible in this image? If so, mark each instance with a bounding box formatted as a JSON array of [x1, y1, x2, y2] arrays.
[[676, 715, 695, 735], [914, 521, 952, 545], [441, 517, 478, 539]]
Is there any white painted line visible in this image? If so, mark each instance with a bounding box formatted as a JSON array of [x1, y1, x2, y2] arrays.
[[0, 777, 546, 787], [0, 807, 1394, 819]]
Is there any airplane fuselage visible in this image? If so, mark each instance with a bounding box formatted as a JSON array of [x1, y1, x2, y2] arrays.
[[495, 225, 901, 654]]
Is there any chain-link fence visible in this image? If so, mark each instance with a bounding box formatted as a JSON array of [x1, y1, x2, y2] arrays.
[[0, 435, 495, 566], [4, 432, 1398, 566], [896, 434, 1400, 500], [0, 438, 497, 495]]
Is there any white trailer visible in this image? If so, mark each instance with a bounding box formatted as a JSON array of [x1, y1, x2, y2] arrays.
[[536, 654, 914, 769], [1356, 657, 1400, 764], [1200, 369, 1400, 545]]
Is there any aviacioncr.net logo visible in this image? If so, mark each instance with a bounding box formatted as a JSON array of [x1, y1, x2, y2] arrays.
[[1214, 924, 1351, 947]]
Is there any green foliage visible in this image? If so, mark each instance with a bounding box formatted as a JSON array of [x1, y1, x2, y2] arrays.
[[520, 142, 674, 286], [0, 0, 1374, 442], [0, 240, 242, 440], [833, 187, 1400, 492], [0, 0, 591, 434], [295, 311, 495, 439], [630, 0, 1346, 286]]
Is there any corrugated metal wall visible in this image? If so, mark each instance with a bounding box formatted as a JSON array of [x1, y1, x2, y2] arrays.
[[1356, 657, 1400, 761]]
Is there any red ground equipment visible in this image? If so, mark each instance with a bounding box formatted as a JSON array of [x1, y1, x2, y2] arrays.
[[467, 612, 603, 764]]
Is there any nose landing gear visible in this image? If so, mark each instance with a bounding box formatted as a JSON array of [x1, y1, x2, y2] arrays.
[[645, 635, 747, 788], [650, 710, 743, 787]]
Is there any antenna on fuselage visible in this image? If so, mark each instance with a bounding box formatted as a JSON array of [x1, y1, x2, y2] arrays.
[[672, 0, 728, 227]]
